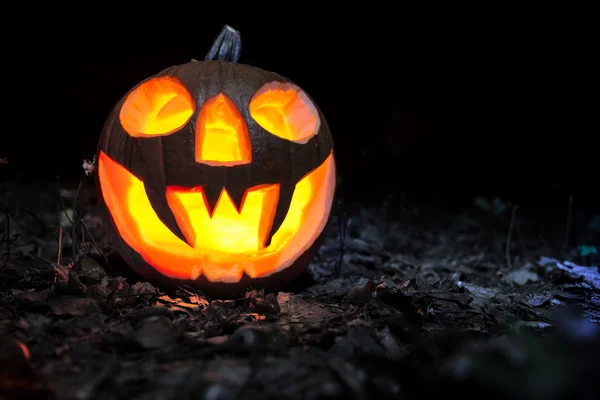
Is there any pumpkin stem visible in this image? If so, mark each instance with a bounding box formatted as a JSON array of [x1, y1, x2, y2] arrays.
[[205, 25, 242, 63]]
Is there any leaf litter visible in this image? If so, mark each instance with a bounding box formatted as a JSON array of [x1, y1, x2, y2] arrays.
[[0, 181, 599, 400]]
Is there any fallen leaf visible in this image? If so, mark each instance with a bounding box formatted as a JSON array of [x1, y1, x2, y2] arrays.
[[47, 296, 97, 317], [505, 264, 540, 286], [74, 257, 107, 284], [277, 292, 339, 324], [130, 281, 157, 295], [15, 289, 51, 304]]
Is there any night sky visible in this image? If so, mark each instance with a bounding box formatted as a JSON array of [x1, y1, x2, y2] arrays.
[[5, 2, 595, 211]]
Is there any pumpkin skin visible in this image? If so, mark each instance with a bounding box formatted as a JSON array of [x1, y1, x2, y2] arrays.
[[95, 60, 336, 297]]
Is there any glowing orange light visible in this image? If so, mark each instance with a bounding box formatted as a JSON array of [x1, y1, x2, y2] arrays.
[[195, 93, 252, 166], [119, 76, 195, 137], [249, 81, 320, 143], [98, 151, 336, 283], [18, 341, 30, 360], [165, 184, 279, 252]]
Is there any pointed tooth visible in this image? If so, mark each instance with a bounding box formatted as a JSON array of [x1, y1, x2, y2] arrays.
[[144, 183, 193, 247], [225, 185, 247, 214], [265, 183, 294, 247], [225, 169, 249, 214], [202, 183, 223, 217]]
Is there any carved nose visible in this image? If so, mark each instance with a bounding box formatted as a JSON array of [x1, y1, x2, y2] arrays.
[[195, 93, 252, 166]]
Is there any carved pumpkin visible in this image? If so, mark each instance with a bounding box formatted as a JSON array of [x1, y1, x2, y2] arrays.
[[95, 26, 336, 295]]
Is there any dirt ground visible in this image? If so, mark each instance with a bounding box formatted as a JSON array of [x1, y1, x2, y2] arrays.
[[1, 178, 599, 400]]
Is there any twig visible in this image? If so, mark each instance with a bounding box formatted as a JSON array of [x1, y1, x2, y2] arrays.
[[516, 217, 526, 258], [57, 177, 73, 225], [537, 232, 554, 253], [506, 204, 519, 269], [1, 208, 9, 263], [15, 208, 47, 234], [71, 175, 84, 258], [57, 228, 63, 265], [36, 255, 56, 265], [58, 174, 100, 261], [336, 200, 350, 278], [94, 291, 157, 300], [562, 195, 574, 254], [79, 219, 108, 264]]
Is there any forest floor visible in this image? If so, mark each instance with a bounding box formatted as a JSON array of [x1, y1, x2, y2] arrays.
[[1, 179, 599, 400]]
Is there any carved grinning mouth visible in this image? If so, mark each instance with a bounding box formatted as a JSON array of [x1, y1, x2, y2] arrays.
[[165, 183, 283, 252], [98, 150, 336, 282]]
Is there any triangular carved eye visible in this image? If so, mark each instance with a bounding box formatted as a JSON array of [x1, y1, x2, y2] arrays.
[[249, 81, 320, 144], [119, 76, 195, 137]]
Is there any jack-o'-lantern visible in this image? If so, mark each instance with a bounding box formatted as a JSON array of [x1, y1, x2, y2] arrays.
[[95, 26, 336, 296]]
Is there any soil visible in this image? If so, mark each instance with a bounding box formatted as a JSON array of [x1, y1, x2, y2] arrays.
[[1, 177, 599, 400]]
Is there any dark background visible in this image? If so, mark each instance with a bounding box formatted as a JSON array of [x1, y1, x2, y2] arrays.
[[4, 2, 596, 212]]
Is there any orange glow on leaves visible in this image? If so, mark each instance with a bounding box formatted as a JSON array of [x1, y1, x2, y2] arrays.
[[249, 81, 320, 143], [119, 76, 195, 137], [98, 151, 336, 283], [195, 93, 252, 166]]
